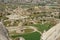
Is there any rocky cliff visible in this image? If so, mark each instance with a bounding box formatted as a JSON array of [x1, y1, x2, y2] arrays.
[[0, 22, 9, 40]]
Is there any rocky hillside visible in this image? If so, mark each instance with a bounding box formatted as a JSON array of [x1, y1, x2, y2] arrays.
[[0, 22, 9, 40]]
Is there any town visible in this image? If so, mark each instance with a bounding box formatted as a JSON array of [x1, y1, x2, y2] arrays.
[[0, 0, 60, 40]]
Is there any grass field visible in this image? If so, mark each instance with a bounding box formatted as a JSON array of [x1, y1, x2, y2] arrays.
[[11, 32, 41, 40], [31, 23, 53, 33]]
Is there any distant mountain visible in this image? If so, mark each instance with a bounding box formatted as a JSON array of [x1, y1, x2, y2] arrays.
[[0, 0, 60, 5], [0, 0, 40, 4]]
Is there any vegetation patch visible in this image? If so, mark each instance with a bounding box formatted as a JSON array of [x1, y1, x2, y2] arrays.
[[24, 29, 34, 33], [31, 22, 54, 33], [11, 32, 41, 40]]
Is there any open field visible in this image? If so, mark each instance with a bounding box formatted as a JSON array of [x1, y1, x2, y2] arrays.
[[10, 32, 41, 40]]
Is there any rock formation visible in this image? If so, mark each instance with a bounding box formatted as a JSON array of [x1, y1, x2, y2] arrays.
[[0, 22, 9, 40]]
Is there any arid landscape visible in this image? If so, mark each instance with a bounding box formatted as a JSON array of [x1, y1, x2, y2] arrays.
[[0, 0, 60, 40]]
